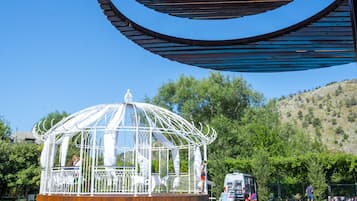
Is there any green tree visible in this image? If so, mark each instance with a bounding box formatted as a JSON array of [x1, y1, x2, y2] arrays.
[[150, 72, 264, 196], [33, 111, 69, 134], [7, 142, 41, 197], [306, 157, 327, 201], [345, 97, 357, 107], [312, 118, 321, 128], [0, 140, 40, 197], [251, 150, 271, 201], [335, 85, 343, 96], [297, 111, 303, 120], [335, 126, 344, 135], [149, 72, 325, 198], [347, 111, 356, 122], [150, 72, 264, 122], [0, 140, 11, 195], [331, 119, 337, 125], [0, 116, 12, 141]]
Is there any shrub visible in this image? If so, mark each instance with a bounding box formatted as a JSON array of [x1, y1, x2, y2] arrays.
[[335, 126, 344, 135], [313, 118, 321, 128], [347, 112, 356, 122], [331, 119, 337, 125], [298, 111, 303, 120]]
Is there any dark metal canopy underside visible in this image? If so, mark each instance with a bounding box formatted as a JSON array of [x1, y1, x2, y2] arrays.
[[99, 0, 357, 72], [134, 0, 293, 20]]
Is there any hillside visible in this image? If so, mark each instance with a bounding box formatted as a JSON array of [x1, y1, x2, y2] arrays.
[[277, 79, 357, 154]]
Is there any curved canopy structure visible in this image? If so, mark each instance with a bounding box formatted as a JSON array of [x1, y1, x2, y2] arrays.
[[34, 90, 216, 195], [39, 101, 215, 148], [99, 0, 357, 72], [134, 0, 293, 20]]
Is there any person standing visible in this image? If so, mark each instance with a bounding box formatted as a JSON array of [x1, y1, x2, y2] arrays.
[[200, 161, 207, 193], [306, 184, 314, 201]]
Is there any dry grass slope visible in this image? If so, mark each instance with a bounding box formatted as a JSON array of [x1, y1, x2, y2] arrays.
[[277, 79, 357, 154]]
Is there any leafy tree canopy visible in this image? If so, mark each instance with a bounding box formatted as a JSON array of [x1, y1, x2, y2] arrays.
[[0, 140, 41, 196], [33, 111, 69, 135], [149, 72, 326, 197], [0, 116, 12, 141]]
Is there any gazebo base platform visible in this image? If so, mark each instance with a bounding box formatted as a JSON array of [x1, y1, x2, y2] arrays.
[[37, 194, 209, 201]]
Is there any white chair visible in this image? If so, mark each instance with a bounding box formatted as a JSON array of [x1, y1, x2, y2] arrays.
[[161, 175, 169, 187], [173, 177, 180, 191], [132, 175, 146, 192], [151, 175, 161, 192]]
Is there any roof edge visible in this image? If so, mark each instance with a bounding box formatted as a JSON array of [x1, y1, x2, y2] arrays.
[[99, 0, 345, 46]]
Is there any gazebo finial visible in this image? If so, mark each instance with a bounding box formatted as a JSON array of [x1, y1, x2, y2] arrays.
[[124, 89, 133, 103]]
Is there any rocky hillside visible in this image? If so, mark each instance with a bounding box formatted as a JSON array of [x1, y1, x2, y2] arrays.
[[277, 79, 357, 154]]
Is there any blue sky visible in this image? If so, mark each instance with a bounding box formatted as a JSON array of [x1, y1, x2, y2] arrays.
[[0, 0, 356, 132]]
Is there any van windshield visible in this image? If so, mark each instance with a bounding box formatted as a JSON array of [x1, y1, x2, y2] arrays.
[[234, 180, 242, 190]]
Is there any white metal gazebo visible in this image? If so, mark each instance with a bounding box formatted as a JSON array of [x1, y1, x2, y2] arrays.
[[34, 90, 216, 196]]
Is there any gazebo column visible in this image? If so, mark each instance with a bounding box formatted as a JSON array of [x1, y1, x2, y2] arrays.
[[40, 136, 50, 194], [166, 150, 169, 193], [134, 127, 139, 195], [78, 132, 84, 195], [188, 145, 191, 193], [148, 130, 153, 196], [48, 135, 56, 195], [90, 130, 97, 196]]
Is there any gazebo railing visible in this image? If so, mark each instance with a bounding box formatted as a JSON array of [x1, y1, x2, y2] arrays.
[[93, 166, 139, 194], [44, 166, 198, 195], [48, 167, 81, 194]]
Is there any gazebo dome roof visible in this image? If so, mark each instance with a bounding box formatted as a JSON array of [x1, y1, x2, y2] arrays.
[[34, 90, 216, 148]]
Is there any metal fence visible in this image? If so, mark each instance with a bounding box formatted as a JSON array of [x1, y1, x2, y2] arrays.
[[269, 183, 357, 201]]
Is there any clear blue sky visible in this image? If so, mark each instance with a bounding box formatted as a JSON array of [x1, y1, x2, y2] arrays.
[[0, 0, 356, 132]]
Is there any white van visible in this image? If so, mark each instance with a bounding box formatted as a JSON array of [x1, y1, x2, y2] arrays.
[[222, 171, 258, 201]]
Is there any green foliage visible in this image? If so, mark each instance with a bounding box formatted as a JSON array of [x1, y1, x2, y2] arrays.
[[306, 157, 327, 201], [0, 116, 12, 141], [298, 111, 303, 120], [331, 119, 337, 125], [326, 81, 337, 86], [251, 150, 271, 201], [347, 111, 356, 122], [335, 126, 344, 135], [315, 128, 321, 138], [220, 152, 357, 200], [332, 111, 337, 117], [0, 140, 41, 196], [312, 118, 321, 128], [335, 85, 343, 96], [342, 134, 349, 141], [34, 111, 69, 134], [149, 72, 327, 198], [345, 97, 357, 107], [302, 121, 308, 128], [150, 72, 264, 123], [0, 111, 70, 197], [304, 110, 314, 125], [150, 73, 267, 196]]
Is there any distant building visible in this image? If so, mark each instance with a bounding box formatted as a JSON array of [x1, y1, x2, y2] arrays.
[[11, 131, 40, 144]]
